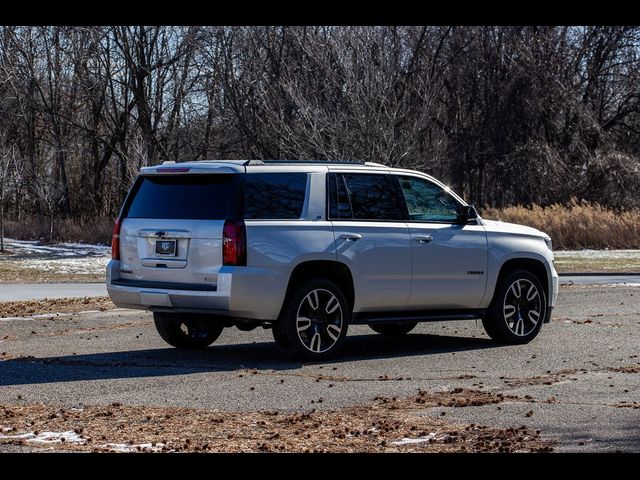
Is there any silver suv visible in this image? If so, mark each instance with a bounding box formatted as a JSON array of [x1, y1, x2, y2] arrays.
[[107, 160, 558, 359]]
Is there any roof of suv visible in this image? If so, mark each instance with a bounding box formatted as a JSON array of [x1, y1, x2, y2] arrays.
[[140, 160, 392, 175]]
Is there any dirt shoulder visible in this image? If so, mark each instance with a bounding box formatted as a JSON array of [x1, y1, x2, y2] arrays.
[[0, 297, 116, 319], [0, 389, 553, 453]]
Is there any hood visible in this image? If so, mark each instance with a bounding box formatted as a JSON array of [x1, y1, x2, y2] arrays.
[[481, 219, 549, 239]]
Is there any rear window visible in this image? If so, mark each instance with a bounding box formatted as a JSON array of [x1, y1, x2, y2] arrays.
[[126, 175, 232, 220], [243, 173, 307, 219]]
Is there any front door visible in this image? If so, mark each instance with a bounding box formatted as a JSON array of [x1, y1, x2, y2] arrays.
[[396, 175, 488, 309]]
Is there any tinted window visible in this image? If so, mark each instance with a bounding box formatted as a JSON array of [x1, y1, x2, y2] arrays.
[[126, 175, 232, 220], [337, 173, 406, 221], [398, 176, 460, 222], [243, 173, 307, 219]]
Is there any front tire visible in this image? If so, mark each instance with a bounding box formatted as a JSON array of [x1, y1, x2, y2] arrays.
[[482, 269, 547, 344], [154, 313, 224, 349], [273, 278, 349, 360], [369, 321, 417, 336]]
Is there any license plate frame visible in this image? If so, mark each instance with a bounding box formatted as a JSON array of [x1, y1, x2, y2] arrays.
[[155, 239, 177, 256]]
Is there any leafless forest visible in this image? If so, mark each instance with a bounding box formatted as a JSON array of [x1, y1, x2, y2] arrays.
[[1, 26, 639, 243]]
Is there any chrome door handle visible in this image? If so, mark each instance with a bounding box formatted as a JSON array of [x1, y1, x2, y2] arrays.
[[414, 235, 433, 243], [340, 233, 362, 241]]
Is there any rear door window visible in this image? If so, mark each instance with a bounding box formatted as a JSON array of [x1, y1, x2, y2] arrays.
[[125, 175, 233, 220], [243, 173, 307, 219], [328, 173, 407, 221]]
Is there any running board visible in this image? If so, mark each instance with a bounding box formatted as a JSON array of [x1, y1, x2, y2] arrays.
[[352, 309, 486, 325]]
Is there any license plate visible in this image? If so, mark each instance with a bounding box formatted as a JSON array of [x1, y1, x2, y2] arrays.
[[155, 239, 177, 256]]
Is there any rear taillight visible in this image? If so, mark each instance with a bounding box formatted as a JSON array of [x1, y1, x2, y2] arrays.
[[111, 218, 121, 260], [223, 220, 246, 266]]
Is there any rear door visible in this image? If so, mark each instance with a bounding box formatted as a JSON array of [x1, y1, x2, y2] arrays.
[[118, 173, 237, 287], [328, 172, 412, 312], [396, 174, 488, 309]]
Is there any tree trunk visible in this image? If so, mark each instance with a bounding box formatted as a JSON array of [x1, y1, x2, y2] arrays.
[[57, 148, 72, 215]]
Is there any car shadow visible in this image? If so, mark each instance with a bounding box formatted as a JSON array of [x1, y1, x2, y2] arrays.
[[0, 333, 496, 386]]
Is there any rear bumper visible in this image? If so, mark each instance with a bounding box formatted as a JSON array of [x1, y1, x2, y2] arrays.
[[106, 260, 287, 320]]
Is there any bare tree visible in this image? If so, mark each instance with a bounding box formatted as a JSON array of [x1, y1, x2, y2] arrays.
[[1, 25, 640, 240], [0, 143, 18, 251]]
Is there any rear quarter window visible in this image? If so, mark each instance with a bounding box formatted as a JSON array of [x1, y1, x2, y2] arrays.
[[243, 173, 307, 220], [125, 175, 233, 220]]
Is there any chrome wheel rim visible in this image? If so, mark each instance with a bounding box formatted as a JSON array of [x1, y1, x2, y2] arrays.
[[296, 289, 343, 354], [503, 279, 543, 337]]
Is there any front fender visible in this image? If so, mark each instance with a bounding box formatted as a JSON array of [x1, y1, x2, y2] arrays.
[[481, 238, 557, 308]]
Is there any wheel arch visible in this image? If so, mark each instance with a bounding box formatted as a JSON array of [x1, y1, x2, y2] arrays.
[[492, 256, 551, 307], [280, 260, 355, 315]]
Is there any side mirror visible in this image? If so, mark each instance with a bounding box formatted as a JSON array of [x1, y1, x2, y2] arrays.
[[456, 205, 478, 224]]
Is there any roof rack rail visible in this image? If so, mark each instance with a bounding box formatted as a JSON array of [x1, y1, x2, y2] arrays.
[[244, 159, 366, 166]]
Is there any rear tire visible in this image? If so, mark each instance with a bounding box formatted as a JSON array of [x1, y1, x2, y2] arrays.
[[482, 269, 547, 344], [271, 318, 293, 357], [369, 321, 417, 336], [273, 278, 349, 360], [154, 312, 224, 349]]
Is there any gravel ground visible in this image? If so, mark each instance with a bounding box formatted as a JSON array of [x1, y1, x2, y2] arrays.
[[0, 297, 115, 319], [0, 284, 638, 452]]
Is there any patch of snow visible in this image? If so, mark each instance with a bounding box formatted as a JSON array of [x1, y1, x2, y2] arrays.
[[101, 442, 165, 452], [0, 312, 74, 322], [0, 315, 66, 322], [0, 430, 85, 444], [59, 242, 110, 250], [9, 239, 39, 245], [555, 249, 640, 259], [1, 238, 111, 276], [19, 257, 109, 275], [391, 432, 438, 446], [2, 238, 109, 258], [0, 431, 33, 439]]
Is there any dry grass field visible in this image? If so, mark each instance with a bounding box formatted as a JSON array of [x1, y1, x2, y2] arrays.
[[482, 199, 640, 250], [5, 201, 639, 251]]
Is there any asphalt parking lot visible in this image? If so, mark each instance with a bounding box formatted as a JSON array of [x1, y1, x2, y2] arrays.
[[1, 283, 638, 452]]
